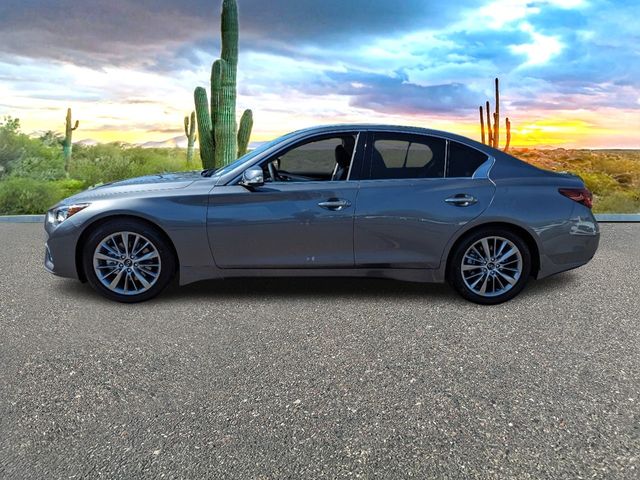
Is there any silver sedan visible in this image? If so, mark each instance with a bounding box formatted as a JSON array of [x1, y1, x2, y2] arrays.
[[44, 125, 599, 304]]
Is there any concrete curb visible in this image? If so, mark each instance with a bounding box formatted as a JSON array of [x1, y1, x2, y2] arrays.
[[594, 214, 640, 222], [0, 215, 45, 223], [1, 213, 640, 223]]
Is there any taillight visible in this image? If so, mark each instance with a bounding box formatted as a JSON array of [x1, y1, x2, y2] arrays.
[[559, 187, 593, 209]]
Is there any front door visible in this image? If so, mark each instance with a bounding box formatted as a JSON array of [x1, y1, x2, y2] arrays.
[[208, 132, 363, 268]]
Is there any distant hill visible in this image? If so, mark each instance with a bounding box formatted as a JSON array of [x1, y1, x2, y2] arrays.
[[73, 137, 268, 150], [76, 138, 100, 146], [139, 136, 187, 149]]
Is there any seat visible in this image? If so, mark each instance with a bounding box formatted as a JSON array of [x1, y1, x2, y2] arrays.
[[369, 147, 389, 179], [332, 145, 351, 181]]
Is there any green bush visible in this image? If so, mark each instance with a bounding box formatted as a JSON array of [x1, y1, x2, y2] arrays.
[[594, 190, 640, 214], [574, 171, 619, 196], [0, 178, 86, 215], [53, 178, 85, 199], [68, 144, 191, 187], [0, 177, 61, 214], [68, 144, 133, 187], [0, 117, 66, 180], [9, 153, 66, 181]]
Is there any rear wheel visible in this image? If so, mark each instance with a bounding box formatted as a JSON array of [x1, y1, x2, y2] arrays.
[[449, 228, 531, 305], [82, 219, 176, 303]]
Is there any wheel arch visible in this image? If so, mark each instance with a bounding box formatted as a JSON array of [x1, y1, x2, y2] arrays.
[[74, 214, 179, 283], [444, 221, 541, 281]]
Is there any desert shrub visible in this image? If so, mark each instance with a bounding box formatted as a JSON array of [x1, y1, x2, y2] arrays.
[[68, 144, 135, 187], [0, 117, 67, 180], [594, 190, 640, 214], [9, 152, 66, 181], [0, 178, 86, 215], [53, 178, 85, 199], [573, 171, 619, 196], [0, 177, 61, 214], [127, 148, 191, 176], [68, 144, 191, 187]]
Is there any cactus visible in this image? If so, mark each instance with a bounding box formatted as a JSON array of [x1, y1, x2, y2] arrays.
[[504, 117, 511, 152], [194, 0, 253, 169], [63, 108, 79, 169], [237, 109, 253, 157], [184, 111, 197, 166], [479, 106, 485, 145], [478, 78, 512, 152], [493, 78, 500, 148], [486, 100, 493, 147]]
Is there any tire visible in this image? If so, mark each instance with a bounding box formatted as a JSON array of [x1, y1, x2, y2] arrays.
[[82, 218, 176, 303], [448, 227, 531, 305]]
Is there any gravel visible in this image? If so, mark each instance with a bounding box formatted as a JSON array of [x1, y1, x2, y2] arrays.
[[0, 223, 638, 479]]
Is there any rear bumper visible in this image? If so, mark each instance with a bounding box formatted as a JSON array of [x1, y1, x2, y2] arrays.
[[537, 208, 599, 279]]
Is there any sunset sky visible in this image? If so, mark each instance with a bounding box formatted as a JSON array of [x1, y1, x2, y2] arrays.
[[0, 0, 638, 148]]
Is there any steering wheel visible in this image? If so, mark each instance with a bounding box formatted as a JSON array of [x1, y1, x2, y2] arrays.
[[268, 162, 281, 182]]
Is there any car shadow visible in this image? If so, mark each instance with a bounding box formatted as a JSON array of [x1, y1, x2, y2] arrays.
[[161, 276, 457, 301], [52, 271, 578, 304]]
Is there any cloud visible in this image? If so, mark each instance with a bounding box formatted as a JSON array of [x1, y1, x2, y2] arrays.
[[0, 0, 477, 67], [0, 0, 638, 146], [316, 70, 481, 115]]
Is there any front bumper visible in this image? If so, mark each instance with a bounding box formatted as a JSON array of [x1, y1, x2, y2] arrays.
[[43, 218, 82, 280]]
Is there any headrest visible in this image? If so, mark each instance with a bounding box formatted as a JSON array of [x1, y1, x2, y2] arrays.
[[335, 145, 350, 167]]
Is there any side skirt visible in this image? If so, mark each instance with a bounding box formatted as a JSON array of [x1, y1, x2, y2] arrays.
[[179, 266, 443, 286]]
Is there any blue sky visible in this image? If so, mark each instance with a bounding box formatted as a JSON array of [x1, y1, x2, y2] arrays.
[[0, 0, 638, 147]]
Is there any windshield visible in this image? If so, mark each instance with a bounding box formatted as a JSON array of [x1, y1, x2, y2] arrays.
[[208, 131, 298, 178]]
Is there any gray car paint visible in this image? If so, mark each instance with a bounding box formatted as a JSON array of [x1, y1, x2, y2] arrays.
[[44, 124, 599, 288]]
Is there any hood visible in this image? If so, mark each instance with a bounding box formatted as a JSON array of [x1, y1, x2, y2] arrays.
[[64, 171, 204, 203]]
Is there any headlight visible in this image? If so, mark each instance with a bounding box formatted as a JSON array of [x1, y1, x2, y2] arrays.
[[46, 203, 90, 226]]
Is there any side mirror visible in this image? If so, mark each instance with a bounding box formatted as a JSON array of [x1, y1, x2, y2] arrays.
[[239, 166, 264, 188]]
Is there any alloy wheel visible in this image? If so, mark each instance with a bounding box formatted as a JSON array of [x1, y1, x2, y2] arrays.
[[92, 231, 161, 296], [460, 236, 523, 297]]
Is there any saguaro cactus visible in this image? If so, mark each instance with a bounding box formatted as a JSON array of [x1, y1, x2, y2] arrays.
[[194, 0, 253, 169], [478, 78, 512, 152], [63, 108, 79, 168], [184, 112, 197, 165], [237, 109, 253, 157]]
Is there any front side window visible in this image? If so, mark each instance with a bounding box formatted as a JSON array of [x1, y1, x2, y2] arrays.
[[369, 134, 445, 180], [447, 141, 489, 177], [264, 134, 357, 182]]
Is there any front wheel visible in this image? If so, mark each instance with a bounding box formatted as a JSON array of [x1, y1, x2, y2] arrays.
[[82, 219, 176, 303], [449, 228, 531, 305]]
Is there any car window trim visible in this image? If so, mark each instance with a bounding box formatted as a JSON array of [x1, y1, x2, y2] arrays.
[[364, 130, 493, 181]]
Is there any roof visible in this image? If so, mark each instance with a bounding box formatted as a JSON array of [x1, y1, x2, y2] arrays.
[[288, 123, 499, 155]]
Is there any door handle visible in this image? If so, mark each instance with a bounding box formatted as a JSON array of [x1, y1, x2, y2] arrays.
[[318, 199, 352, 211], [445, 194, 477, 207]]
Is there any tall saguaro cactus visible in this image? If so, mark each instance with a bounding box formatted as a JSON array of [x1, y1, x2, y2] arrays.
[[184, 112, 197, 166], [478, 78, 512, 152], [194, 0, 253, 169], [63, 108, 79, 168]]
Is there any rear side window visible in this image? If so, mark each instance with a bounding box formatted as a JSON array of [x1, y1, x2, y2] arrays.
[[369, 134, 445, 180], [447, 141, 488, 177]]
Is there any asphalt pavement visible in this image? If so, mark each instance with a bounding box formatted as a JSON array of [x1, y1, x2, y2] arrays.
[[0, 223, 638, 479]]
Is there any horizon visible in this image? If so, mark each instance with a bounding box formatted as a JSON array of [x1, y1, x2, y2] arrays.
[[1, 0, 639, 149]]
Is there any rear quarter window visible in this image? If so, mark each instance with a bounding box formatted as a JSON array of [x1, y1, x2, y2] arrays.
[[447, 141, 489, 178]]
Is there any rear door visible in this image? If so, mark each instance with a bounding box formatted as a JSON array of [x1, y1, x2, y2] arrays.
[[354, 131, 495, 268]]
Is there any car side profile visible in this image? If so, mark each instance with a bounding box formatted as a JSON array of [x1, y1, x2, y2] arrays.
[[44, 125, 599, 304]]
